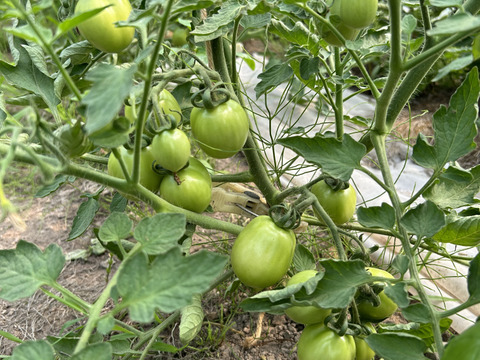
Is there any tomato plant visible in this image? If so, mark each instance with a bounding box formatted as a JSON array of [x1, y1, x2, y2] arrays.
[[231, 216, 296, 290], [354, 323, 376, 360], [150, 128, 191, 173], [356, 267, 398, 322], [159, 160, 212, 213], [323, 20, 360, 47], [190, 99, 250, 159], [311, 180, 357, 225], [330, 0, 378, 29], [171, 27, 189, 47], [156, 89, 182, 123], [297, 323, 356, 360], [107, 146, 163, 192], [75, 0, 135, 53], [284, 270, 332, 325]]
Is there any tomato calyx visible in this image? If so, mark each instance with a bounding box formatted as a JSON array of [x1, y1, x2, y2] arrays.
[[356, 283, 383, 307], [191, 85, 231, 110], [324, 176, 350, 191], [268, 204, 302, 230]]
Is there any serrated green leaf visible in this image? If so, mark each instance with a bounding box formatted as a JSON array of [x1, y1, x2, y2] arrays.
[[117, 248, 227, 323], [98, 212, 132, 243], [400, 200, 445, 239], [384, 282, 409, 308], [424, 165, 480, 209], [254, 63, 293, 98], [392, 255, 409, 275], [0, 241, 65, 301], [428, 13, 480, 36], [401, 303, 431, 323], [241, 259, 371, 312], [240, 13, 271, 30], [365, 333, 428, 360], [293, 244, 316, 272], [278, 133, 366, 181], [401, 14, 417, 35], [134, 213, 186, 255], [432, 215, 480, 246], [83, 64, 137, 134], [35, 174, 75, 198], [71, 343, 112, 360], [5, 24, 53, 44], [412, 68, 479, 170], [171, 0, 214, 15], [432, 55, 473, 82], [270, 19, 320, 56], [0, 38, 59, 110], [12, 340, 55, 360], [68, 198, 100, 240], [179, 294, 204, 344], [191, 0, 246, 36], [59, 40, 96, 65], [442, 321, 480, 360], [97, 314, 115, 335], [357, 203, 396, 230]]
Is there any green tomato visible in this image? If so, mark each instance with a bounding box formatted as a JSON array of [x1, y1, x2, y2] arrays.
[[150, 129, 191, 172], [54, 122, 93, 158], [311, 180, 357, 225], [355, 323, 376, 360], [231, 216, 296, 290], [323, 21, 360, 47], [159, 161, 212, 213], [157, 89, 182, 124], [330, 0, 378, 29], [75, 0, 134, 53], [172, 27, 189, 47], [284, 270, 332, 324], [190, 99, 250, 159], [357, 267, 398, 322], [184, 157, 212, 181], [297, 323, 356, 360], [107, 146, 163, 192]]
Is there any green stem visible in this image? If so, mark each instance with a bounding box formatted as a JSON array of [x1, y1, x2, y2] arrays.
[[132, 0, 174, 184], [439, 298, 477, 319], [211, 172, 254, 184], [371, 134, 445, 357], [334, 48, 344, 140], [49, 282, 92, 313]]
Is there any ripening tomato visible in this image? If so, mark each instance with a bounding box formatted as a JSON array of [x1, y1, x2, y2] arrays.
[[150, 129, 191, 172], [107, 146, 162, 192], [159, 159, 212, 213], [284, 270, 332, 325], [330, 0, 378, 29], [311, 180, 357, 225], [75, 0, 135, 53], [231, 216, 296, 290], [297, 323, 356, 360], [190, 99, 250, 159], [356, 267, 398, 322]]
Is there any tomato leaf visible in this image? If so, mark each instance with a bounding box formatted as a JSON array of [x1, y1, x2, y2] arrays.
[[365, 333, 428, 360], [431, 215, 480, 246], [68, 197, 100, 241], [270, 19, 320, 56], [254, 63, 293, 98], [110, 192, 127, 212], [35, 174, 76, 198], [412, 67, 479, 171], [293, 244, 316, 272], [0, 38, 59, 111], [278, 133, 366, 181], [384, 282, 409, 308], [357, 202, 396, 230], [133, 213, 186, 255], [70, 343, 112, 360], [401, 303, 431, 323], [428, 13, 480, 36], [98, 212, 133, 243], [241, 259, 371, 312], [170, 0, 214, 15], [467, 253, 480, 303], [116, 248, 227, 323], [11, 340, 55, 360], [83, 63, 137, 134], [442, 321, 480, 360], [400, 200, 445, 239], [179, 294, 204, 344], [424, 165, 480, 209], [0, 241, 65, 301]]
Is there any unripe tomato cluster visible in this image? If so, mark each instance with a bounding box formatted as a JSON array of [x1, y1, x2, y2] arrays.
[[324, 0, 378, 46], [107, 87, 250, 214]]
